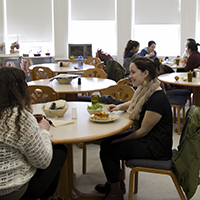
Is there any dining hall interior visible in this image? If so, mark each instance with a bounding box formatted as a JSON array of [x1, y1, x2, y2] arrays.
[[1, 0, 200, 200]]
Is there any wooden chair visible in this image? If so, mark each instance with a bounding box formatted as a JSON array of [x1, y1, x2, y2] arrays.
[[126, 159, 186, 200], [81, 68, 107, 98], [82, 85, 135, 175], [85, 57, 101, 67], [5, 61, 16, 68], [160, 83, 187, 135], [28, 85, 58, 104], [101, 85, 134, 102], [82, 68, 107, 78], [19, 58, 33, 77], [168, 96, 187, 135], [95, 62, 106, 71], [117, 77, 132, 86], [30, 66, 54, 80]]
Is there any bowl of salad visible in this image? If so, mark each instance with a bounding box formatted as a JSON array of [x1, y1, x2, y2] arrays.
[[87, 103, 103, 115]]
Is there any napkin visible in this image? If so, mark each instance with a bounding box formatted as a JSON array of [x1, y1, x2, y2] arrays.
[[50, 118, 75, 127], [44, 99, 67, 110]]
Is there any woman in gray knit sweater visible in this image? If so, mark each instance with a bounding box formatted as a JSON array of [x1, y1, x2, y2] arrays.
[[0, 67, 67, 200]]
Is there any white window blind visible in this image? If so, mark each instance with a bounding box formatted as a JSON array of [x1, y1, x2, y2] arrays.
[[135, 0, 180, 24], [0, 0, 4, 37], [71, 0, 115, 20], [6, 0, 52, 42]]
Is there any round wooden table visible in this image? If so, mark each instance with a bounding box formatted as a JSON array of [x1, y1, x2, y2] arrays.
[[29, 63, 95, 73], [28, 77, 116, 100], [32, 102, 134, 200], [158, 72, 200, 106]]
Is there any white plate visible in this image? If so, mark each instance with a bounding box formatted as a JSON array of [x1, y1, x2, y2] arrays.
[[89, 114, 119, 123]]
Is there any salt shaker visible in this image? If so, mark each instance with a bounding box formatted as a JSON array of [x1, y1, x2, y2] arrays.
[[78, 77, 81, 85], [197, 71, 200, 78], [71, 107, 77, 119]]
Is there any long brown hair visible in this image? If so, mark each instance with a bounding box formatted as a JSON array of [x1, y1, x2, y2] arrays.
[[0, 67, 32, 136], [124, 40, 140, 57]]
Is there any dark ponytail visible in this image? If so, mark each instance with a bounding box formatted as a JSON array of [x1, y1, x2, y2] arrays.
[[124, 40, 140, 57], [188, 41, 200, 51]]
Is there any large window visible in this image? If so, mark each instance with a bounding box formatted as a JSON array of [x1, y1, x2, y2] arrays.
[[134, 0, 181, 57], [5, 0, 54, 55], [68, 0, 117, 57], [135, 25, 180, 57]]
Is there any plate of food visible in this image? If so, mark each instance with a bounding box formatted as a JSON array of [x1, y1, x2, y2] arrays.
[[89, 112, 119, 123]]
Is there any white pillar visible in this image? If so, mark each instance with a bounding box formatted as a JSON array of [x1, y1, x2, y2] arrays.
[[116, 0, 133, 65], [53, 0, 69, 58], [180, 0, 197, 55]]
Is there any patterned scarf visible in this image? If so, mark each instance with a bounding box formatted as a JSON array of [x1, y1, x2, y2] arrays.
[[127, 79, 160, 120]]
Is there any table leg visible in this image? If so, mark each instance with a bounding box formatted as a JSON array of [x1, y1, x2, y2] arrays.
[[55, 144, 104, 200], [192, 87, 200, 107]]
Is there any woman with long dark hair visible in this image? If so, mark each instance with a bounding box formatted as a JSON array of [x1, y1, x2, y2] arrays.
[[95, 57, 172, 200], [0, 67, 67, 200], [184, 41, 200, 71], [123, 40, 140, 75]]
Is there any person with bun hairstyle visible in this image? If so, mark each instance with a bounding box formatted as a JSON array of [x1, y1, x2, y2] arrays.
[[123, 40, 140, 75], [0, 67, 67, 200], [95, 57, 173, 200], [139, 40, 157, 59], [184, 41, 200, 71], [181, 38, 196, 65]]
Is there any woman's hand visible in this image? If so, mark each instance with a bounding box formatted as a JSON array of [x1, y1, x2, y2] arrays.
[[39, 119, 50, 131], [107, 104, 119, 112]]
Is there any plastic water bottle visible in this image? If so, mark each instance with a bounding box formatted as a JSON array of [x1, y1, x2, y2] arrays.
[[78, 56, 83, 68]]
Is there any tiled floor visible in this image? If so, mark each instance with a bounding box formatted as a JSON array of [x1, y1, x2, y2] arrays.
[[72, 103, 200, 200]]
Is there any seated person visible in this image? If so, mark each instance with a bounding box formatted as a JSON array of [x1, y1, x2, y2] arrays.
[[123, 40, 140, 75], [184, 41, 200, 71], [139, 40, 157, 59], [96, 49, 113, 64], [0, 67, 68, 200], [95, 57, 173, 199], [181, 38, 196, 65]]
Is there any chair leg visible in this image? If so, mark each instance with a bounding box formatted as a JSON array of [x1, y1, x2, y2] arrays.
[[128, 169, 135, 200], [182, 106, 185, 124], [134, 171, 139, 193], [121, 160, 126, 180], [82, 143, 87, 174], [177, 107, 181, 135], [169, 172, 186, 200], [173, 107, 176, 123]]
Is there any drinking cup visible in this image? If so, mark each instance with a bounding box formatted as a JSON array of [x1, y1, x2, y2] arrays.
[[91, 92, 100, 105], [175, 58, 180, 65], [187, 71, 193, 82], [33, 114, 44, 123]]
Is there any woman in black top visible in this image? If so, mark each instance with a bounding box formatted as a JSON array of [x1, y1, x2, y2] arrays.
[[95, 57, 173, 200]]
